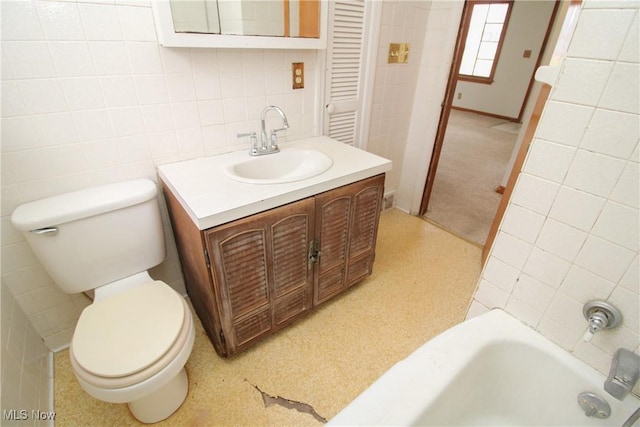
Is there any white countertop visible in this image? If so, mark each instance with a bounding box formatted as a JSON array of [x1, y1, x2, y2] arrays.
[[157, 136, 393, 230]]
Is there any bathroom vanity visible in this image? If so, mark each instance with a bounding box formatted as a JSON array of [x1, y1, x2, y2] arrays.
[[159, 137, 391, 356]]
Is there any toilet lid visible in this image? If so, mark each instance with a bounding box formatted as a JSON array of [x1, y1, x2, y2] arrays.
[[72, 281, 184, 378]]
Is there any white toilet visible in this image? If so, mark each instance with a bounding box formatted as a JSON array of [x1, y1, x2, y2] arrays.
[[11, 179, 195, 424]]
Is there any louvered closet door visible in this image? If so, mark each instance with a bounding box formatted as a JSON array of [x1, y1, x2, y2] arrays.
[[324, 0, 367, 146], [205, 198, 314, 355]]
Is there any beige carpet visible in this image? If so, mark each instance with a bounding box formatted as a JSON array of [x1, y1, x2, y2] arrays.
[[425, 109, 519, 245], [53, 209, 482, 426]]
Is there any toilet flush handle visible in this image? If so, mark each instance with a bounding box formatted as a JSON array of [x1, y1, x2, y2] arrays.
[[30, 226, 58, 236]]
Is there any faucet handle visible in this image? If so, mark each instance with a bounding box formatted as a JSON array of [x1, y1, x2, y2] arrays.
[[237, 132, 258, 155], [269, 127, 288, 151]]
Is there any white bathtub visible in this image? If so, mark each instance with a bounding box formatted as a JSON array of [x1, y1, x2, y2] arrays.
[[329, 309, 640, 426]]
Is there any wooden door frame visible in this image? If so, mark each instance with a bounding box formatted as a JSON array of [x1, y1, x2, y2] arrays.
[[481, 84, 551, 261], [419, 0, 560, 257], [483, 0, 580, 262], [418, 0, 472, 217]]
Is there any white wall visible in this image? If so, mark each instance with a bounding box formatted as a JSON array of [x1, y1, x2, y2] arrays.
[[1, 279, 53, 427], [1, 0, 319, 350], [453, 0, 557, 119], [396, 0, 465, 213], [366, 0, 432, 195], [469, 0, 639, 380]]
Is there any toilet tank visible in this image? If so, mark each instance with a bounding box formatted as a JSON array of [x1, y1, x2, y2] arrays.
[[11, 179, 166, 294]]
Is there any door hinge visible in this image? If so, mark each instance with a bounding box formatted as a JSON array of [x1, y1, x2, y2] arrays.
[[309, 238, 320, 265], [219, 329, 226, 347], [204, 248, 211, 268]]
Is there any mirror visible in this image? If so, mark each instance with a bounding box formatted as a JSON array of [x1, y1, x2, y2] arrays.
[[152, 0, 327, 49], [170, 0, 221, 34], [170, 0, 319, 38]]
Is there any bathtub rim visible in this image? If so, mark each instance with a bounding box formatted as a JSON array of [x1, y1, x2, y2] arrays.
[[327, 308, 639, 426]]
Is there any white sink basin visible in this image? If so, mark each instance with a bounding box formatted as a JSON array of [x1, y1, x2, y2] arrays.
[[223, 149, 333, 184]]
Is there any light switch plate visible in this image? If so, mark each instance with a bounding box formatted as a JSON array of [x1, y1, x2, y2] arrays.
[[388, 43, 409, 64]]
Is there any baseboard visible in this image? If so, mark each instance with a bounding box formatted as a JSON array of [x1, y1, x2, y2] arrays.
[[451, 106, 520, 123], [47, 352, 55, 427]]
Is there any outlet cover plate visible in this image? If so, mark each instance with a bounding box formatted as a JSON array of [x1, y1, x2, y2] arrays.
[[292, 62, 304, 89]]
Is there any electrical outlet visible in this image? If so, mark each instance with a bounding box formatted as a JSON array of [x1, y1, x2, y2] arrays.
[[457, 92, 462, 100], [292, 62, 304, 89]]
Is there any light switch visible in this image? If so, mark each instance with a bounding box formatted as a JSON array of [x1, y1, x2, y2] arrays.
[[388, 43, 410, 64]]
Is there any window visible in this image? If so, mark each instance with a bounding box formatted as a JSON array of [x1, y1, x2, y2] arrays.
[[459, 1, 513, 83]]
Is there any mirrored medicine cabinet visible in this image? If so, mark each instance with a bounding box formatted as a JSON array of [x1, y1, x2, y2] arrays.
[[151, 0, 327, 49]]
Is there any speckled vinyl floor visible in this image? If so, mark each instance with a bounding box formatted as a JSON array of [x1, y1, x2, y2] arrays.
[[54, 209, 482, 426]]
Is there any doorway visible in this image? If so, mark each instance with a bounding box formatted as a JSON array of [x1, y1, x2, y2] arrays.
[[425, 109, 521, 245], [419, 0, 559, 246]]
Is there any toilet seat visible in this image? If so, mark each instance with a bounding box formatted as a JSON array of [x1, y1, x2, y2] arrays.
[[70, 281, 189, 389], [70, 298, 193, 390]]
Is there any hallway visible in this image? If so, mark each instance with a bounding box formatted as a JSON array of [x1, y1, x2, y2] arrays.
[[424, 109, 520, 245]]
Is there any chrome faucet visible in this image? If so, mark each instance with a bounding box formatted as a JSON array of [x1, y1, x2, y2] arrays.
[[258, 105, 289, 155], [605, 348, 640, 400]]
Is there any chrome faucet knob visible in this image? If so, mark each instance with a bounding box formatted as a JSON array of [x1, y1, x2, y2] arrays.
[[582, 301, 622, 342], [588, 311, 609, 334], [237, 132, 258, 155]]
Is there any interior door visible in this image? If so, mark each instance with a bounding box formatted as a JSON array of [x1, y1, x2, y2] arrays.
[[323, 0, 370, 147]]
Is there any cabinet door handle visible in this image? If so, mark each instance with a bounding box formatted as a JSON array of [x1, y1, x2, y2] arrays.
[[309, 239, 320, 264]]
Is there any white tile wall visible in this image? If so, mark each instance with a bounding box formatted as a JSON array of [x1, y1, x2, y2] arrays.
[[470, 3, 640, 381], [1, 279, 52, 427], [367, 0, 431, 195], [1, 0, 319, 350]]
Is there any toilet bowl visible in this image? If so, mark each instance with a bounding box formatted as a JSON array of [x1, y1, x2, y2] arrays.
[[69, 280, 195, 423], [10, 179, 195, 423]]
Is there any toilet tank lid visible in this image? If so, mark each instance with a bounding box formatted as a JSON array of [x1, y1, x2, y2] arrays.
[[11, 179, 158, 231]]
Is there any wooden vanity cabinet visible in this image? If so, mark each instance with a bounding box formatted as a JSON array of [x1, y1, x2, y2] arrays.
[[162, 174, 385, 357]]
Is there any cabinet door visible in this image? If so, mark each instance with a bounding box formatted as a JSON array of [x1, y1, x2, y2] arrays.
[[205, 198, 315, 355], [314, 174, 384, 304], [345, 174, 384, 286]]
